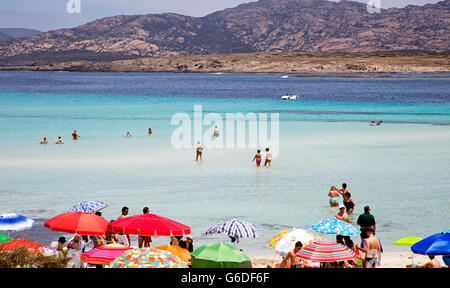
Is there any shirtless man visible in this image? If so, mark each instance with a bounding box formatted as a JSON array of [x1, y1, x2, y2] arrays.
[[196, 141, 203, 161], [252, 150, 262, 167], [40, 137, 48, 144], [328, 186, 340, 207], [339, 183, 349, 196], [118, 207, 130, 246], [358, 228, 383, 268], [72, 130, 79, 140], [336, 204, 350, 223], [280, 241, 305, 268], [138, 207, 152, 248], [424, 256, 441, 268]]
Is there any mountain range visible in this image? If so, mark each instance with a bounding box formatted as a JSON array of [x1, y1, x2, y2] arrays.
[[0, 28, 41, 40], [0, 0, 449, 65]]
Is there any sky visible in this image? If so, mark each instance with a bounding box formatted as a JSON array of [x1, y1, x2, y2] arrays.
[[0, 0, 444, 31]]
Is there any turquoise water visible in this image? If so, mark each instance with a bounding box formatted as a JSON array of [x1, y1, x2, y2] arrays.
[[0, 72, 449, 257]]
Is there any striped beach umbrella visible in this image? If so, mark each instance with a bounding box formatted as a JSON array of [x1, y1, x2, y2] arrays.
[[109, 248, 188, 268], [307, 218, 359, 236], [266, 228, 324, 257], [80, 244, 133, 265], [0, 213, 35, 232], [68, 201, 108, 213], [205, 219, 263, 238], [295, 241, 357, 262]]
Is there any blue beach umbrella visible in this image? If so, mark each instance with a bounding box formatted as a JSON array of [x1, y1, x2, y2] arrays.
[[411, 231, 450, 256], [307, 218, 359, 236], [205, 219, 263, 239], [68, 201, 108, 213], [0, 213, 35, 232]]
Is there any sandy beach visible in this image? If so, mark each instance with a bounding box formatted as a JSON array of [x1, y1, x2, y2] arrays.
[[251, 252, 448, 268]]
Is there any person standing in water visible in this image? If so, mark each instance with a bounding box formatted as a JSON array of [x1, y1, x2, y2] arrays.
[[72, 130, 79, 140], [370, 121, 376, 126], [40, 137, 48, 144], [125, 131, 131, 137], [264, 147, 272, 167], [214, 126, 219, 137], [252, 150, 262, 167], [336, 203, 350, 223], [339, 183, 349, 197], [328, 186, 340, 207], [343, 192, 355, 214], [55, 136, 64, 144], [147, 128, 152, 135], [196, 141, 203, 161]]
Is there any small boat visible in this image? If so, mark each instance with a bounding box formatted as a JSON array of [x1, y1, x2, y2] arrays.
[[281, 94, 298, 100], [281, 75, 289, 79]]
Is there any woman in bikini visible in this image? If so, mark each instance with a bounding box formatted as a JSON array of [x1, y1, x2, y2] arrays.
[[252, 150, 262, 167], [328, 186, 340, 207]]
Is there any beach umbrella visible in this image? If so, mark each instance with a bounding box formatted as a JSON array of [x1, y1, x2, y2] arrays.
[[266, 228, 324, 257], [307, 218, 359, 236], [0, 233, 12, 244], [0, 239, 51, 256], [68, 201, 108, 213], [393, 237, 423, 247], [80, 244, 133, 266], [295, 241, 357, 262], [155, 245, 191, 263], [205, 219, 263, 239], [411, 231, 450, 256], [44, 212, 109, 236], [108, 213, 191, 236], [191, 243, 252, 268], [393, 236, 423, 265], [109, 248, 188, 268], [0, 213, 35, 232]]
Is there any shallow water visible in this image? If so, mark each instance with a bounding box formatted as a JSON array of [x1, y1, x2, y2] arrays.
[[0, 71, 449, 257]]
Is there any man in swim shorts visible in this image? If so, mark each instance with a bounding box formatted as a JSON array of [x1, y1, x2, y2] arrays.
[[196, 141, 203, 161], [72, 130, 79, 140], [264, 147, 272, 167]]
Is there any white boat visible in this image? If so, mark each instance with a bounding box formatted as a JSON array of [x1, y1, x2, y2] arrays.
[[281, 75, 289, 79], [281, 94, 298, 100]]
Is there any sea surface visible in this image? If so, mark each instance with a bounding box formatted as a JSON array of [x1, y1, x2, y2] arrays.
[[0, 71, 449, 258]]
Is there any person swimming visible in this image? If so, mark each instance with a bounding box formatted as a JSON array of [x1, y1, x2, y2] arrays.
[[55, 136, 64, 144], [72, 130, 79, 140], [147, 128, 152, 135], [252, 150, 262, 167], [40, 137, 48, 144], [370, 121, 376, 126], [328, 186, 340, 207], [376, 120, 383, 126], [125, 131, 131, 137]]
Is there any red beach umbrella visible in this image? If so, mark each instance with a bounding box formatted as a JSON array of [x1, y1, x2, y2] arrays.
[[80, 244, 133, 265], [108, 213, 191, 236], [0, 239, 48, 255], [44, 212, 109, 236]]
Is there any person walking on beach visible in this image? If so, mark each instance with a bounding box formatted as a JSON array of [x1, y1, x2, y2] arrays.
[[336, 203, 350, 223], [40, 137, 48, 144], [357, 206, 376, 238], [138, 207, 152, 248], [196, 141, 203, 161], [328, 186, 340, 207], [264, 147, 272, 167], [358, 228, 383, 268], [55, 136, 64, 144], [252, 150, 262, 167], [72, 130, 79, 140], [343, 192, 355, 214]]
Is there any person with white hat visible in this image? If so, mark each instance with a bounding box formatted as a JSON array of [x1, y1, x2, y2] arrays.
[[335, 203, 350, 223]]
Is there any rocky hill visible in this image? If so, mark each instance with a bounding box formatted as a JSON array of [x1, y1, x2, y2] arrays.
[[0, 28, 42, 40], [0, 0, 449, 65]]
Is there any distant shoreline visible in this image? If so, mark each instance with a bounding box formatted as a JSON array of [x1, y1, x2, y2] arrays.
[[0, 52, 449, 74]]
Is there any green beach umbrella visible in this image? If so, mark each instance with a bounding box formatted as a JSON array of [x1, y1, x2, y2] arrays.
[[0, 233, 12, 244], [393, 237, 422, 246], [393, 236, 423, 266], [191, 243, 252, 268]]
